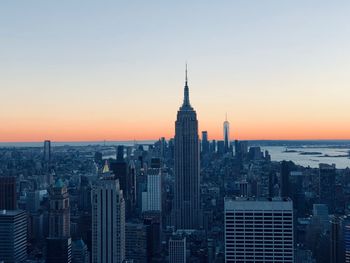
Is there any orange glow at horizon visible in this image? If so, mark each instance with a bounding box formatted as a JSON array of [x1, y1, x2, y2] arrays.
[[1, 117, 349, 142]]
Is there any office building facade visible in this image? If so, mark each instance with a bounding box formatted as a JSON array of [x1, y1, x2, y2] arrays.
[[225, 198, 294, 263]]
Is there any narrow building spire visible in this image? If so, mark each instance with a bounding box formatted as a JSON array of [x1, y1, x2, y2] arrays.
[[183, 64, 190, 107]]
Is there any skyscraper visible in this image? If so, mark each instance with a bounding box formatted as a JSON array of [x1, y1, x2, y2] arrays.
[[92, 171, 125, 263], [44, 140, 51, 162], [280, 160, 291, 198], [142, 168, 162, 212], [173, 66, 201, 230], [201, 131, 209, 154], [223, 114, 230, 152], [319, 163, 336, 213], [0, 210, 27, 262], [0, 176, 17, 210], [225, 197, 294, 263], [330, 215, 342, 263], [48, 178, 70, 238], [47, 178, 72, 263]]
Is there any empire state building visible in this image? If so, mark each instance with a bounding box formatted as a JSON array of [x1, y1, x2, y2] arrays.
[[173, 67, 201, 230]]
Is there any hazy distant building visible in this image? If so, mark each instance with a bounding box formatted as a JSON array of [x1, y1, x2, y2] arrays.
[[223, 115, 230, 152], [313, 204, 330, 229], [210, 140, 216, 153], [217, 140, 225, 154], [169, 235, 186, 263], [319, 163, 336, 213], [44, 140, 51, 162], [225, 197, 294, 262], [201, 131, 209, 154], [173, 67, 201, 230], [26, 190, 40, 214], [92, 170, 125, 263], [0, 176, 17, 210], [0, 210, 27, 262]]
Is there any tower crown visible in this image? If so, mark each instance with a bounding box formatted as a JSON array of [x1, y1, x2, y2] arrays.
[[181, 64, 193, 110]]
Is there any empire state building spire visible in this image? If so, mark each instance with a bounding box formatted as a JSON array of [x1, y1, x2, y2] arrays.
[[182, 64, 192, 109]]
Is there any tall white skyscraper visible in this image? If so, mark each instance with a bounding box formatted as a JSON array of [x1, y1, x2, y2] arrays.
[[223, 114, 230, 152], [142, 168, 162, 212], [92, 170, 125, 263], [225, 197, 294, 263]]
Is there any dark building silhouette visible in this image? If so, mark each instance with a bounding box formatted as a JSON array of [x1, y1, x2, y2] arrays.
[[173, 66, 201, 230], [44, 140, 51, 162], [0, 176, 17, 210], [217, 140, 225, 154], [330, 215, 342, 263], [281, 160, 291, 198], [46, 237, 72, 263], [319, 163, 336, 213], [201, 131, 209, 154]]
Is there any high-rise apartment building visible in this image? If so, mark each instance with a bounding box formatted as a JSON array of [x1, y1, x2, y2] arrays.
[[0, 210, 27, 263], [225, 197, 294, 263], [92, 173, 125, 263], [173, 66, 201, 230]]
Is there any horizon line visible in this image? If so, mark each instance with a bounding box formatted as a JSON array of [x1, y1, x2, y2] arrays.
[[1, 138, 350, 144]]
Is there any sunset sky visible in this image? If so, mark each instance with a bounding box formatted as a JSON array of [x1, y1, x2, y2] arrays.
[[1, 1, 350, 142]]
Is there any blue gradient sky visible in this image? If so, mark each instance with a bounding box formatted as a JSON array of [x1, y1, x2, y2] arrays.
[[1, 1, 350, 141]]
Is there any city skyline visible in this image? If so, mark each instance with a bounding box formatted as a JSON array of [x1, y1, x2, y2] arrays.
[[1, 1, 350, 142]]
